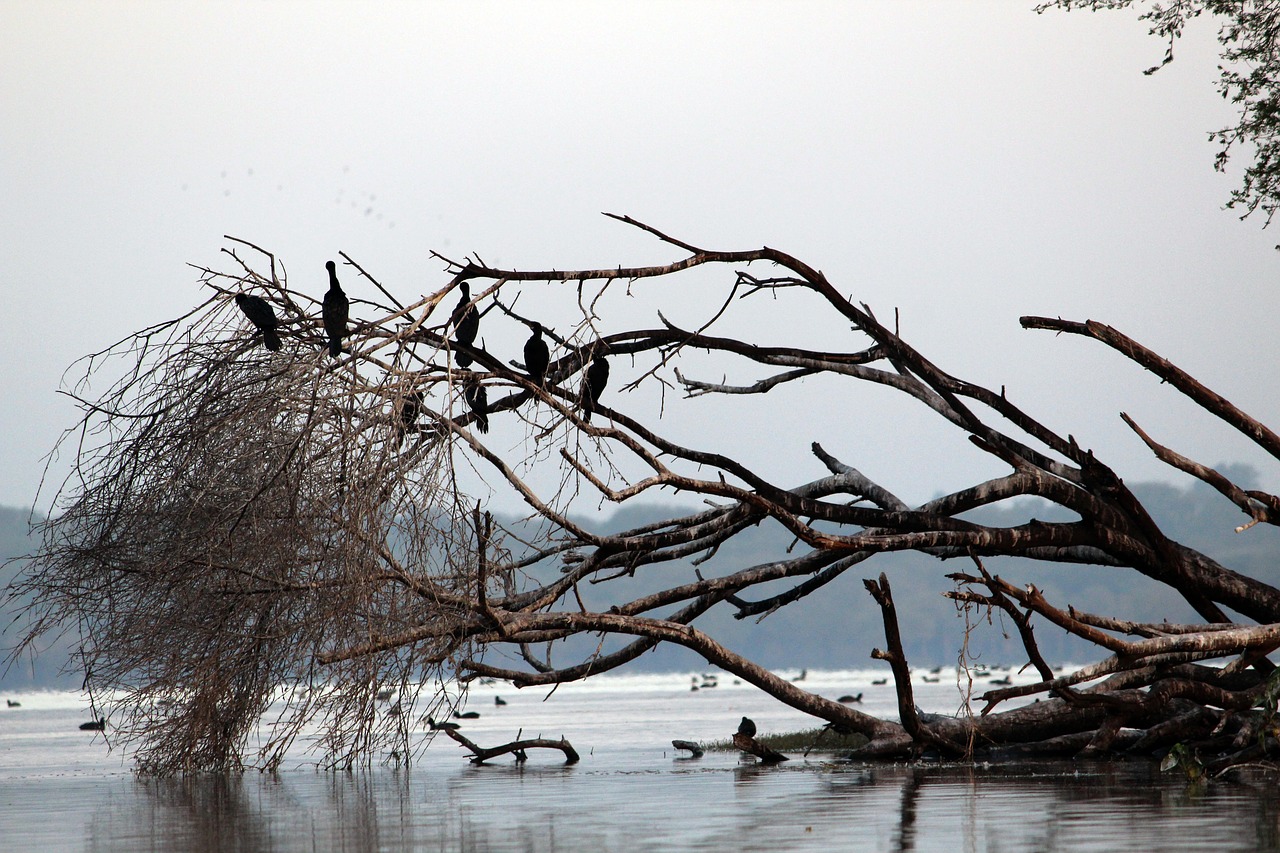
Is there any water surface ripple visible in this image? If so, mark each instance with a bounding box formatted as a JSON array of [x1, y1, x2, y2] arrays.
[[2, 671, 1275, 851]]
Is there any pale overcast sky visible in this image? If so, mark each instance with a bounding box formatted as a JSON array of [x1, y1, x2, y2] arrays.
[[3, 1, 1278, 517]]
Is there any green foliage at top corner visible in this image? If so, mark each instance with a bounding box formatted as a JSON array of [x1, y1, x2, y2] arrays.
[[1040, 0, 1280, 230]]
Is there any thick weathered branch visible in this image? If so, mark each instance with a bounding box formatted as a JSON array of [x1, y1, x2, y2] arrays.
[[1022, 316, 1280, 460]]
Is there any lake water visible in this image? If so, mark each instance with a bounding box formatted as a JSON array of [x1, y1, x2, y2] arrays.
[[2, 668, 1276, 851]]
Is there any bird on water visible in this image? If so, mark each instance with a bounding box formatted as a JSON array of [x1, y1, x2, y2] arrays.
[[234, 293, 281, 352], [523, 322, 550, 388], [79, 717, 106, 732], [427, 716, 461, 731], [737, 716, 757, 738], [322, 260, 349, 358], [581, 353, 609, 421]]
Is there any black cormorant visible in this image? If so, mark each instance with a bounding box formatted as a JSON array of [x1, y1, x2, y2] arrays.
[[450, 281, 479, 347], [427, 716, 461, 731], [79, 717, 106, 732], [396, 389, 424, 445], [495, 696, 507, 706], [234, 293, 281, 351], [737, 716, 756, 738], [322, 260, 349, 358], [464, 381, 489, 433], [582, 353, 609, 422], [523, 322, 550, 387]]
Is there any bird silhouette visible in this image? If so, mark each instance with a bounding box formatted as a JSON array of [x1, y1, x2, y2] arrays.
[[450, 281, 479, 347], [79, 717, 106, 732], [234, 293, 281, 351], [523, 322, 550, 388], [582, 353, 609, 422], [464, 380, 489, 433], [322, 260, 349, 358], [737, 716, 757, 738], [396, 389, 425, 446], [427, 716, 461, 731]]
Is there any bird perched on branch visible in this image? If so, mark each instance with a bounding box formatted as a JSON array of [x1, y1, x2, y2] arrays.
[[464, 380, 489, 433], [582, 353, 609, 421], [451, 281, 480, 347], [234, 293, 281, 352], [322, 260, 349, 358], [395, 389, 425, 446], [737, 716, 757, 738], [524, 321, 550, 388]]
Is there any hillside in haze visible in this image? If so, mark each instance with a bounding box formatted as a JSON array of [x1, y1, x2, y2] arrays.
[[508, 464, 1280, 675], [0, 507, 82, 690], [3, 468, 1277, 690]]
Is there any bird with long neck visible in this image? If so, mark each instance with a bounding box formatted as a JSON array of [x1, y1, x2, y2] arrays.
[[523, 321, 550, 388], [582, 352, 609, 422], [322, 260, 349, 358], [234, 293, 281, 352], [451, 280, 480, 346]]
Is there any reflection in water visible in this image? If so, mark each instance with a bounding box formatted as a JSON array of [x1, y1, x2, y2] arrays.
[[894, 769, 921, 853], [1, 757, 1273, 851]]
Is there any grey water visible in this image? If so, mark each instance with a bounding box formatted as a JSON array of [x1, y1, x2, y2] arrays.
[[2, 669, 1276, 852]]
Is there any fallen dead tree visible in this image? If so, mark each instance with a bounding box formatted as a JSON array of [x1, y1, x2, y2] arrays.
[[7, 219, 1280, 771]]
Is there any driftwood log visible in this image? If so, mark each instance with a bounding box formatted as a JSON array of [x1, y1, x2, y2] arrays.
[[671, 739, 704, 757], [732, 732, 789, 764], [438, 726, 580, 765]]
